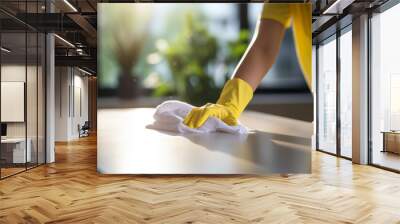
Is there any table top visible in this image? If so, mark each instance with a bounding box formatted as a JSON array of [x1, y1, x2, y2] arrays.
[[381, 131, 400, 134], [1, 138, 27, 143], [98, 108, 312, 175]]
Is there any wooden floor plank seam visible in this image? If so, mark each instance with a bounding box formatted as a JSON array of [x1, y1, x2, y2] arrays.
[[1, 135, 400, 223]]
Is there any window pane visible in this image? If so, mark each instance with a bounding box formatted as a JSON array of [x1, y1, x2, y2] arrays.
[[371, 4, 400, 171], [340, 30, 352, 158], [318, 37, 337, 154]]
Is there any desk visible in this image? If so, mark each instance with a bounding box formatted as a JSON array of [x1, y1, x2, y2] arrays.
[[1, 138, 31, 164], [98, 108, 312, 175], [382, 131, 400, 154]]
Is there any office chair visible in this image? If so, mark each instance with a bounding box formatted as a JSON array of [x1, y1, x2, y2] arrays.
[[79, 121, 90, 138]]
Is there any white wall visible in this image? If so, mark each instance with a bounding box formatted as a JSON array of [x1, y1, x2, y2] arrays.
[[71, 73, 89, 139], [1, 63, 46, 164], [1, 65, 40, 138], [1, 82, 25, 122], [55, 67, 89, 141], [55, 67, 70, 141], [1, 66, 26, 129]]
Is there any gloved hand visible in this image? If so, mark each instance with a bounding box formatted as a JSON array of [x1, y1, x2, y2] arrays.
[[183, 78, 253, 129]]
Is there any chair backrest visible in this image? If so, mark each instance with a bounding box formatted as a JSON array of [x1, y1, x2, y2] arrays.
[[83, 121, 90, 129], [1, 123, 7, 137]]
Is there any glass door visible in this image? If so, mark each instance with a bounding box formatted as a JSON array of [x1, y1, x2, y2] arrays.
[[317, 36, 337, 154], [26, 0, 47, 169]]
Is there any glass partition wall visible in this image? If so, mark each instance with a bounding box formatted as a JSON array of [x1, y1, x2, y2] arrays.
[[370, 3, 400, 171], [316, 26, 353, 159], [0, 1, 46, 179], [316, 0, 400, 171], [317, 35, 337, 155], [0, 30, 27, 177], [339, 28, 352, 159]]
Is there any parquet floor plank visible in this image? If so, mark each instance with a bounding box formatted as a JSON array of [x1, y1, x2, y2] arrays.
[[0, 135, 400, 223]]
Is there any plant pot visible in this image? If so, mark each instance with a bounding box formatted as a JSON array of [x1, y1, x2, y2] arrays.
[[117, 73, 140, 99]]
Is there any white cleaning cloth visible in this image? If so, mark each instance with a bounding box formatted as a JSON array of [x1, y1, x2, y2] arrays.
[[147, 100, 248, 134]]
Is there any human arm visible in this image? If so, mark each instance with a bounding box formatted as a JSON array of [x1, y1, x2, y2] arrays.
[[232, 19, 286, 90], [183, 18, 287, 129]]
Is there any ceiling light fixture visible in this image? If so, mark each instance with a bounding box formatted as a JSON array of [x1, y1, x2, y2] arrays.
[[63, 0, 78, 12], [78, 67, 92, 76], [1, 47, 11, 53], [54, 34, 75, 48]]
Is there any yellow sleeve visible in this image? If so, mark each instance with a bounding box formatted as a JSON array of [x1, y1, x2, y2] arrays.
[[261, 3, 291, 28], [291, 4, 312, 90]]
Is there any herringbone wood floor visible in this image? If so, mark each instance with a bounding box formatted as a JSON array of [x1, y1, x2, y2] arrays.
[[1, 134, 400, 224]]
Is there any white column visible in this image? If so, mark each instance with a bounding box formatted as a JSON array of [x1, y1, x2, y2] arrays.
[[46, 1, 55, 163], [352, 14, 369, 164], [46, 33, 55, 163]]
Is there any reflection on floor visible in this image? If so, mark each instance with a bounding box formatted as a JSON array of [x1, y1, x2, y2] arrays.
[[0, 162, 42, 179], [0, 167, 25, 177], [0, 135, 400, 223], [373, 151, 400, 171], [341, 147, 352, 159]]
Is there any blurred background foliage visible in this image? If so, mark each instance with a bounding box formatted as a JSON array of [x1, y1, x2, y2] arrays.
[[99, 4, 250, 106], [98, 3, 312, 121], [99, 3, 308, 106], [158, 13, 219, 105]]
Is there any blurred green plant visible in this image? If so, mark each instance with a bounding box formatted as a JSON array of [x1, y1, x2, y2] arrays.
[[103, 4, 152, 98], [156, 13, 220, 106]]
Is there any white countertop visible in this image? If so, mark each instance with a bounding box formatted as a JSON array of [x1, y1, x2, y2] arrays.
[[98, 108, 312, 175], [1, 138, 28, 143]]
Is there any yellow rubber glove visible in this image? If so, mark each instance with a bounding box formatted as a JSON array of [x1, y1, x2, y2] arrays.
[[183, 78, 253, 129]]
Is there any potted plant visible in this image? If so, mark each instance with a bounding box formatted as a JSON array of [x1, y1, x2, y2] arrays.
[[108, 5, 151, 99]]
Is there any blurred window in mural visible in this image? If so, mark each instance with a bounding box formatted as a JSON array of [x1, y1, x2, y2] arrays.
[[99, 3, 308, 106]]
